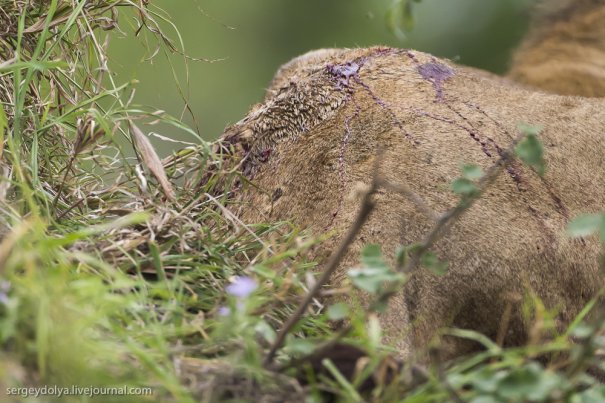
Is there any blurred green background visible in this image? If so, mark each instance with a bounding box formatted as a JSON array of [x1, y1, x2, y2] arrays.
[[109, 0, 534, 149]]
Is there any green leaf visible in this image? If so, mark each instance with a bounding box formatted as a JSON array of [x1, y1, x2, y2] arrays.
[[0, 59, 68, 73], [395, 246, 407, 269], [321, 359, 364, 402], [567, 214, 605, 239], [462, 164, 484, 180], [255, 320, 276, 344], [468, 367, 507, 393], [46, 212, 150, 248], [326, 303, 349, 321], [367, 315, 382, 346], [515, 125, 545, 176], [386, 0, 420, 40], [0, 103, 7, 150], [451, 178, 477, 196], [574, 386, 605, 403], [284, 337, 315, 356], [420, 251, 448, 275], [361, 244, 388, 269], [496, 366, 540, 400], [349, 245, 404, 294], [470, 396, 503, 403], [348, 267, 403, 294], [251, 265, 276, 280], [496, 362, 563, 401], [518, 123, 542, 137], [149, 241, 166, 282], [570, 323, 593, 339]]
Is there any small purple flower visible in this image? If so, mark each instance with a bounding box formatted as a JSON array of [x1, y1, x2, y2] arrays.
[[226, 276, 257, 298], [218, 306, 231, 317], [0, 281, 10, 306]]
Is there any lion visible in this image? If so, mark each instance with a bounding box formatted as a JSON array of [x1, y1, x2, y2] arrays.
[[215, 0, 605, 361], [509, 0, 605, 97]]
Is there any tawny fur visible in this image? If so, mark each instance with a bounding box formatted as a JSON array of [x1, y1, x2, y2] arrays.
[[219, 46, 605, 361], [509, 0, 605, 96]]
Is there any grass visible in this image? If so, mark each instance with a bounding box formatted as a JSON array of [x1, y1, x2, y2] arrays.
[[0, 4, 329, 400], [0, 1, 271, 400], [1, 1, 605, 402]]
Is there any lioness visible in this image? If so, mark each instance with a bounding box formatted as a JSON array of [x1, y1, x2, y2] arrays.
[[218, 1, 605, 361]]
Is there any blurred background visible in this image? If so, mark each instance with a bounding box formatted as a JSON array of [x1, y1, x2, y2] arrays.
[[109, 0, 534, 149]]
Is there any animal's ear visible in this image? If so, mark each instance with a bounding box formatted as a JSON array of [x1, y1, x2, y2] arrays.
[[265, 48, 346, 100]]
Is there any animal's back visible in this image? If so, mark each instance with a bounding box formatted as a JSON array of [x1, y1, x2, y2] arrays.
[[222, 47, 605, 359]]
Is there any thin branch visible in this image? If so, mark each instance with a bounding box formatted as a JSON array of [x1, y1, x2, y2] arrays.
[[400, 132, 526, 274], [263, 153, 382, 367], [378, 179, 438, 222]]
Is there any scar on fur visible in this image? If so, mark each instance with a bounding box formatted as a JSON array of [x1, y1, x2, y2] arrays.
[[326, 61, 363, 90], [418, 62, 455, 101]]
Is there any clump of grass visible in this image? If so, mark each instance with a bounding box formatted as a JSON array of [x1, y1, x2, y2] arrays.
[[0, 1, 200, 399], [0, 2, 330, 401]]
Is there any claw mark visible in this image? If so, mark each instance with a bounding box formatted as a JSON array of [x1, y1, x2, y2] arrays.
[[445, 103, 495, 157], [354, 77, 420, 146], [414, 108, 494, 157], [462, 101, 515, 141], [460, 100, 569, 218], [326, 104, 361, 230]]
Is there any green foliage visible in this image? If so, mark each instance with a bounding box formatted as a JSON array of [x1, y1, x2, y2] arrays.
[[0, 103, 6, 144], [348, 245, 405, 294], [386, 0, 423, 40], [419, 251, 448, 275], [445, 361, 572, 401], [0, 1, 310, 400], [326, 303, 350, 321], [452, 163, 485, 199], [516, 124, 546, 176], [461, 163, 485, 180], [451, 177, 479, 196], [567, 213, 605, 243]]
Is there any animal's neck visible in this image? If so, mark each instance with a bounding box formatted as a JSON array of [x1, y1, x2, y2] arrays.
[[508, 0, 605, 97]]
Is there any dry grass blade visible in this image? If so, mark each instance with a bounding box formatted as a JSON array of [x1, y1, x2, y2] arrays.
[[129, 121, 176, 201]]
